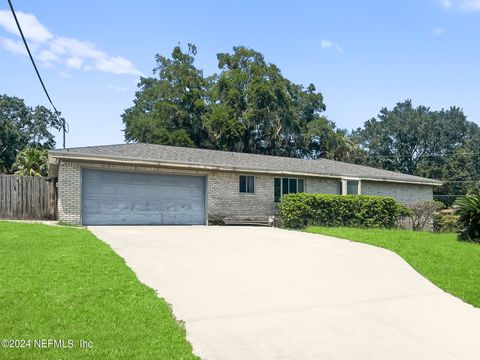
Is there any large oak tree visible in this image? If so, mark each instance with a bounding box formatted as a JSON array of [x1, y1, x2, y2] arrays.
[[353, 100, 480, 205], [122, 44, 350, 159]]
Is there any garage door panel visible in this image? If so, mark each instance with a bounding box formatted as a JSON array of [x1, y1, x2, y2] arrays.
[[82, 169, 205, 225], [86, 187, 204, 202]]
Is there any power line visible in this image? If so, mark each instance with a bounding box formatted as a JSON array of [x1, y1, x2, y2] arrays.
[[365, 152, 480, 159], [442, 180, 480, 183], [434, 195, 467, 197], [7, 0, 68, 148]]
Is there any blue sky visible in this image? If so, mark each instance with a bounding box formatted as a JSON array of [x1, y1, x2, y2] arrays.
[[1, 0, 480, 148]]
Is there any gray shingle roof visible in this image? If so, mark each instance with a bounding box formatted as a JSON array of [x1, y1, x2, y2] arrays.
[[49, 143, 442, 185]]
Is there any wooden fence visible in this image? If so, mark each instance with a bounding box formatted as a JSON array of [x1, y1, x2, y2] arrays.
[[0, 175, 58, 220]]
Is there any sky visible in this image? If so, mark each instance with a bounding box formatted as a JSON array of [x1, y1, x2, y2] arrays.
[[1, 0, 480, 149]]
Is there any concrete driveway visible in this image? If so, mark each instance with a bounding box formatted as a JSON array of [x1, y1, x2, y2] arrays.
[[89, 226, 480, 360]]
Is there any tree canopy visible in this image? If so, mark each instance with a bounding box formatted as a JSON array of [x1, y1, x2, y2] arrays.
[[122, 45, 352, 160], [0, 94, 63, 173], [353, 100, 480, 205], [123, 44, 208, 148]]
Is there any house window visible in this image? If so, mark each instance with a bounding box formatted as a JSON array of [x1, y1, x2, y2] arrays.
[[298, 179, 305, 192], [338, 179, 361, 195], [274, 178, 282, 202], [274, 177, 305, 202], [239, 175, 255, 193], [337, 181, 343, 195], [282, 178, 289, 195], [347, 180, 359, 195]]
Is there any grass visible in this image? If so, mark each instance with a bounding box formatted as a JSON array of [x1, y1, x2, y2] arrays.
[[0, 221, 198, 360], [305, 226, 480, 308]]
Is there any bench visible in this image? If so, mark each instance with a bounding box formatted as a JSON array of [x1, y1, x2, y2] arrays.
[[223, 216, 275, 227]]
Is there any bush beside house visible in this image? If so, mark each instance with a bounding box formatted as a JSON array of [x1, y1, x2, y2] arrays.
[[433, 213, 459, 233], [404, 201, 444, 231], [278, 193, 409, 229]]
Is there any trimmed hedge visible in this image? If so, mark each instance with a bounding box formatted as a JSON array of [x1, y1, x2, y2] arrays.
[[278, 193, 409, 229]]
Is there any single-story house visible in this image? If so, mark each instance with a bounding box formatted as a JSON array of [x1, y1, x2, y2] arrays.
[[48, 143, 442, 226]]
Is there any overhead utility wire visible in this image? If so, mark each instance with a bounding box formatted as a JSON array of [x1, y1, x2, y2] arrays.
[[365, 152, 480, 158], [434, 195, 470, 198], [7, 0, 68, 148], [442, 180, 480, 183]]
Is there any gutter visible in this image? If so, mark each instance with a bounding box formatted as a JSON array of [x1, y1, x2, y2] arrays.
[[48, 151, 443, 187]]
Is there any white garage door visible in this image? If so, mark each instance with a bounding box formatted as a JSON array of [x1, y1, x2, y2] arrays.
[[81, 169, 206, 225]]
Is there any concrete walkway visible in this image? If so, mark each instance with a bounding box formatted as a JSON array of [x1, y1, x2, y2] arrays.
[[89, 226, 480, 360]]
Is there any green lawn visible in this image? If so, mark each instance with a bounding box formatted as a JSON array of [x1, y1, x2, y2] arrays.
[[306, 226, 480, 308], [0, 221, 198, 360]]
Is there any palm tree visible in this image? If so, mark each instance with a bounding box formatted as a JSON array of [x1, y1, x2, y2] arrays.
[[12, 147, 48, 177], [453, 195, 480, 242]]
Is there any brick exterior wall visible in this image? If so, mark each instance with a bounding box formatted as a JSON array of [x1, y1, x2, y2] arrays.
[[305, 177, 339, 195], [56, 160, 434, 225], [361, 180, 433, 203], [58, 161, 81, 224], [208, 172, 276, 221]]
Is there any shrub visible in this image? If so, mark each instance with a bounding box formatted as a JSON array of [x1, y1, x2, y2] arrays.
[[278, 193, 408, 229], [406, 201, 444, 231], [453, 195, 480, 242], [433, 213, 459, 233]]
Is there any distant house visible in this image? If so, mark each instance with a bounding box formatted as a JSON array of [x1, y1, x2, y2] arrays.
[[48, 143, 441, 226]]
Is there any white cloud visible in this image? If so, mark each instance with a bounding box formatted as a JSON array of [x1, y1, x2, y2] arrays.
[[38, 49, 59, 63], [50, 37, 140, 75], [440, 0, 480, 11], [95, 56, 140, 75], [320, 39, 343, 53], [65, 57, 83, 69], [0, 10, 52, 42], [0, 37, 26, 55], [0, 9, 141, 76], [52, 37, 105, 60], [433, 27, 445, 36]]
